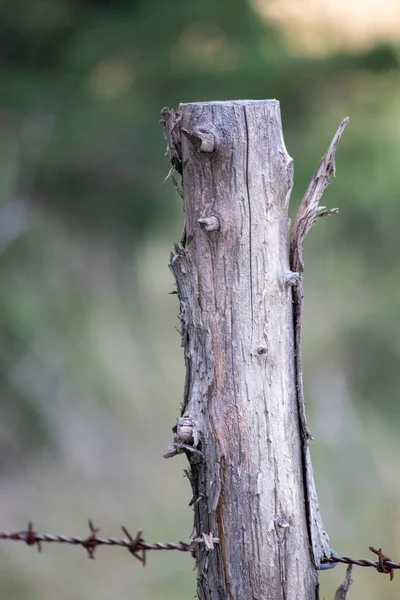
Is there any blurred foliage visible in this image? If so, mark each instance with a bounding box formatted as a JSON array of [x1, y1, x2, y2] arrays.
[[0, 0, 400, 599]]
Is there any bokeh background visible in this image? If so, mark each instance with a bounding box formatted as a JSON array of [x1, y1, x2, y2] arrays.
[[0, 1, 400, 598]]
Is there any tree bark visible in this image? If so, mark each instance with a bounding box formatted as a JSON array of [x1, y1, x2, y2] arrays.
[[163, 100, 318, 599]]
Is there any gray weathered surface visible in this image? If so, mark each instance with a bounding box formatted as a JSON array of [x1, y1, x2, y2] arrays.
[[164, 100, 317, 599]]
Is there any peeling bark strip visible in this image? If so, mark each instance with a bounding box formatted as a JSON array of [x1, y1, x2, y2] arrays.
[[290, 118, 349, 569], [161, 101, 347, 600], [334, 566, 353, 600]]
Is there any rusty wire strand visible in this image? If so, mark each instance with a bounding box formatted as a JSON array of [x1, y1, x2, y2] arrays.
[[0, 521, 219, 564], [321, 546, 395, 581], [0, 522, 396, 581]]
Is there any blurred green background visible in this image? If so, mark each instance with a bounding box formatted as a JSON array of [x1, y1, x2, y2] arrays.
[[0, 0, 400, 598]]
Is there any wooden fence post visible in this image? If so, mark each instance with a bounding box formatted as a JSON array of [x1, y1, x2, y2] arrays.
[[161, 100, 348, 600]]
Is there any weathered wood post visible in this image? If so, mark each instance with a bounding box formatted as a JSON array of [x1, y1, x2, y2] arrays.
[[161, 100, 348, 600]]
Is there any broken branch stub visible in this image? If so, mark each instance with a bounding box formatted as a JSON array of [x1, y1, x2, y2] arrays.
[[290, 117, 349, 274]]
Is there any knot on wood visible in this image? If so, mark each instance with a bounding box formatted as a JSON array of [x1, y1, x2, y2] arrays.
[[182, 126, 217, 152], [164, 415, 203, 460], [176, 416, 195, 443], [198, 216, 220, 232], [284, 271, 300, 287]]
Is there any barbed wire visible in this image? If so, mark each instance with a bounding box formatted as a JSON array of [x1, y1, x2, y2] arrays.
[[0, 521, 219, 565], [0, 522, 396, 580], [321, 546, 395, 581]]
